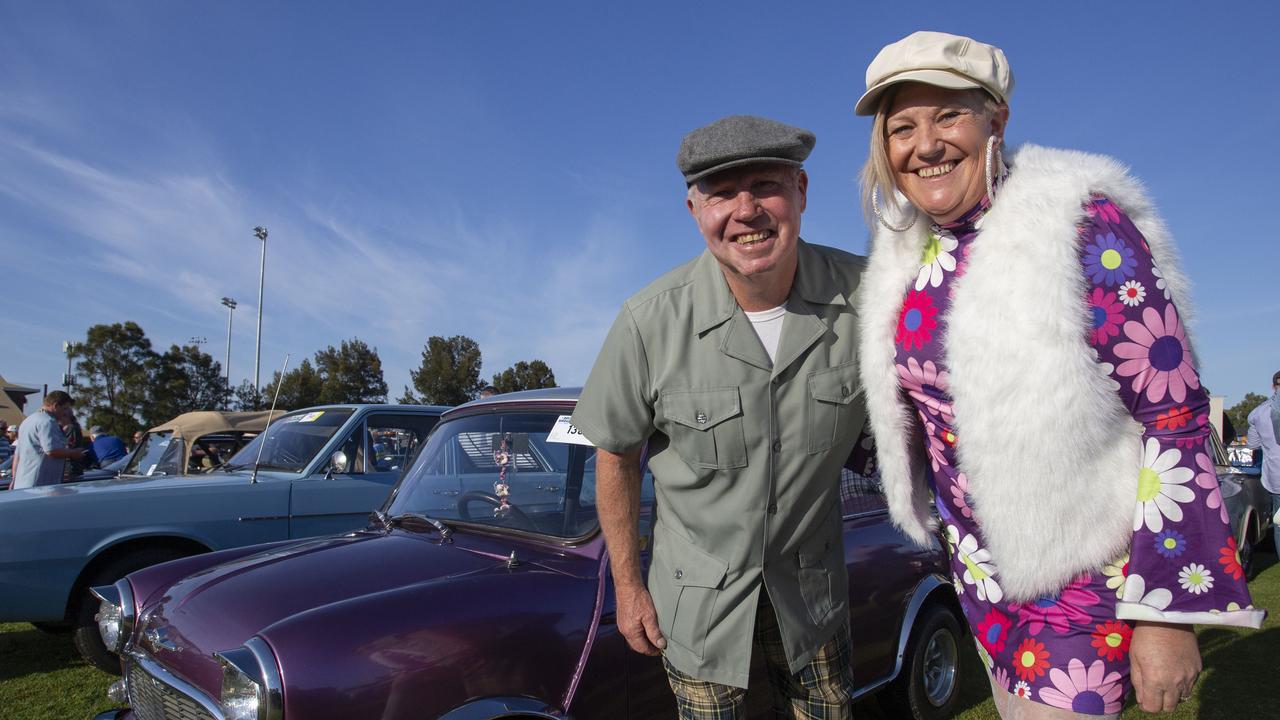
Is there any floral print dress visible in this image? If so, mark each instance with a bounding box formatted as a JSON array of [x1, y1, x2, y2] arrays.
[[892, 197, 1262, 715]]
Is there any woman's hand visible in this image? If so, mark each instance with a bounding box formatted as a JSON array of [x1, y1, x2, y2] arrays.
[[1130, 621, 1201, 713]]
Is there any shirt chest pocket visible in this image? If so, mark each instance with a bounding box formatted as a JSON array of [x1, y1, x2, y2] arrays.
[[659, 387, 748, 470], [806, 361, 860, 454]]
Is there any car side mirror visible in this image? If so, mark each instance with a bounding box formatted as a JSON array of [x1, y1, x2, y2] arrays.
[[327, 450, 348, 478]]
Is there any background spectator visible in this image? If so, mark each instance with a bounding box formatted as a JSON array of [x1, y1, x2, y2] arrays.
[[11, 391, 84, 490], [0, 421, 11, 464], [89, 426, 127, 465]]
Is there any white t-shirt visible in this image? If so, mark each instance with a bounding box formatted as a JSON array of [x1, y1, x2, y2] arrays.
[[744, 305, 787, 364]]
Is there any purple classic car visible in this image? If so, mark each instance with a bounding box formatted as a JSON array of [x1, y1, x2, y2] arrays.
[[91, 388, 962, 720]]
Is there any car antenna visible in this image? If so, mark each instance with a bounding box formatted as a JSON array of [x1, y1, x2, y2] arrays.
[[251, 353, 290, 484]]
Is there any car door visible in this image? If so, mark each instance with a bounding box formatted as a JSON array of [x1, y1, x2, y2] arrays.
[[288, 412, 438, 538]]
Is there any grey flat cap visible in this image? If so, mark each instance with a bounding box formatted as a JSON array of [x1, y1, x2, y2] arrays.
[[677, 115, 815, 185]]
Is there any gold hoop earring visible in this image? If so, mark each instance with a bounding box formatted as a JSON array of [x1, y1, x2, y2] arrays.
[[872, 186, 918, 233]]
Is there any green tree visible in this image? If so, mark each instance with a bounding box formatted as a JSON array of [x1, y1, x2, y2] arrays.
[[315, 338, 388, 403], [145, 344, 230, 426], [262, 359, 324, 410], [409, 335, 484, 405], [70, 322, 157, 438], [395, 385, 420, 404], [231, 380, 264, 411], [1227, 392, 1268, 440], [491, 360, 557, 394]]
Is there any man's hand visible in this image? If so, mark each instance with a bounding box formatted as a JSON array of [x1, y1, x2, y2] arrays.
[[1130, 621, 1201, 713], [615, 582, 666, 655]]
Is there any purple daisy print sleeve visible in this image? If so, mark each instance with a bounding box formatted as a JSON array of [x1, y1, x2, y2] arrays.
[[1081, 198, 1262, 628]]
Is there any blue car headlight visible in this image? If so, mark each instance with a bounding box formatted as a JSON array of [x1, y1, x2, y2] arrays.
[[90, 579, 135, 655], [215, 637, 283, 720]]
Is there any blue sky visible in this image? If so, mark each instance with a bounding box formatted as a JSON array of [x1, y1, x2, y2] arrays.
[[1, 2, 1276, 412]]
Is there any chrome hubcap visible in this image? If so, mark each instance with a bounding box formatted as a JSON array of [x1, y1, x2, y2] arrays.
[[922, 628, 958, 706]]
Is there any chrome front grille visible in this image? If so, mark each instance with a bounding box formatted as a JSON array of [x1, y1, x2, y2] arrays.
[[126, 656, 221, 720]]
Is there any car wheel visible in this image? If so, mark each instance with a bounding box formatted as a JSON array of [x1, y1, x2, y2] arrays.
[[1239, 532, 1255, 580], [882, 603, 962, 720], [72, 547, 192, 675]]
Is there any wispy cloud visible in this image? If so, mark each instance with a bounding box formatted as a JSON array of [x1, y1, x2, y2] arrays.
[[0, 106, 651, 394]]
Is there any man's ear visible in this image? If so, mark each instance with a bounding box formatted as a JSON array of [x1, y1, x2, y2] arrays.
[[796, 169, 809, 213]]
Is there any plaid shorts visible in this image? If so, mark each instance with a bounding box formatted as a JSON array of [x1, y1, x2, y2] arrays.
[[663, 590, 854, 720]]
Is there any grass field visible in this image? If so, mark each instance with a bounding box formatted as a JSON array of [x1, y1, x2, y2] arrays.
[[2, 553, 1277, 720]]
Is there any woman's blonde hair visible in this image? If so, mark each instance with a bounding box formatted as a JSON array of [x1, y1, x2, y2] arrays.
[[858, 86, 1004, 229]]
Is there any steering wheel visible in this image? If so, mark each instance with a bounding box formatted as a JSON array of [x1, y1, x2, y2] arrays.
[[457, 491, 536, 530]]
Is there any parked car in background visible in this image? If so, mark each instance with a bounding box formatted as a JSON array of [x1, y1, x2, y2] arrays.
[[1215, 435, 1273, 578], [74, 410, 280, 484], [0, 403, 446, 673], [91, 388, 963, 720]]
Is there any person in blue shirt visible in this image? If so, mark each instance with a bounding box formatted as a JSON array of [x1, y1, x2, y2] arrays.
[[89, 426, 127, 465], [0, 421, 11, 463]]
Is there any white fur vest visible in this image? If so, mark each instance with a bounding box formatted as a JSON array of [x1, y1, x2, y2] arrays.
[[856, 144, 1197, 601]]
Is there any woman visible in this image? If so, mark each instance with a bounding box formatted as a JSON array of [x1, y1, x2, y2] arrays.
[[853, 31, 1263, 718]]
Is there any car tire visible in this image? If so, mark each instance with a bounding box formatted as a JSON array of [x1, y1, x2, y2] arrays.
[[882, 603, 962, 720], [72, 547, 192, 675], [1239, 532, 1256, 581]]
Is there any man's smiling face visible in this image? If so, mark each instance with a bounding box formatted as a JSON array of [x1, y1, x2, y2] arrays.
[[688, 163, 807, 283]]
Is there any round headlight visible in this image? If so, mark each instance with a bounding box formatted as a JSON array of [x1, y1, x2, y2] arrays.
[[220, 663, 263, 720], [216, 638, 282, 720], [90, 581, 133, 654], [95, 598, 123, 651]]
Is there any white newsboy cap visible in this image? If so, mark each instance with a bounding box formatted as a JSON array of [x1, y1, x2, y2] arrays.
[[855, 31, 1014, 116]]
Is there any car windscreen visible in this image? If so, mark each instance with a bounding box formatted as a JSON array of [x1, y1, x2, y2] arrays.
[[389, 411, 598, 539], [122, 431, 182, 476], [226, 409, 354, 473]]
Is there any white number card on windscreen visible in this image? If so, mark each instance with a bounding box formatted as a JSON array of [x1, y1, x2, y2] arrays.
[[546, 415, 595, 447]]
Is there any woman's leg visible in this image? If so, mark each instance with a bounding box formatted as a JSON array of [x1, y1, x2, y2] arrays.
[[987, 674, 1119, 720]]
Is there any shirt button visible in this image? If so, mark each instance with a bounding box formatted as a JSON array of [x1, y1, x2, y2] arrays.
[[767, 503, 778, 514], [674, 569, 683, 580], [771, 440, 781, 453]]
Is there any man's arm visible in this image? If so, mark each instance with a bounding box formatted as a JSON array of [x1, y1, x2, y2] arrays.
[[597, 446, 665, 656], [1246, 407, 1263, 450]]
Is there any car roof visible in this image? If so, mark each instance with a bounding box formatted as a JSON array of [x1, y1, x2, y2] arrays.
[[148, 410, 286, 438], [455, 387, 583, 411], [276, 403, 453, 414]]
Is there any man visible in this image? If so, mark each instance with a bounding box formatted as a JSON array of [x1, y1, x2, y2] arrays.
[[11, 391, 85, 490], [59, 409, 95, 480], [131, 430, 144, 452], [89, 426, 128, 465], [1246, 370, 1280, 555], [0, 421, 11, 464], [572, 116, 867, 718]]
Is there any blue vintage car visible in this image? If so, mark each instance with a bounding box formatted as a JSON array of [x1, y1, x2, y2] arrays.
[[0, 403, 445, 673]]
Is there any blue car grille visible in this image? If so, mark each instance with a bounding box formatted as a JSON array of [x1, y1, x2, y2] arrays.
[[127, 659, 218, 720]]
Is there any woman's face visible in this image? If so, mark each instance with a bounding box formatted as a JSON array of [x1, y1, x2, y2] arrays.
[[885, 83, 1007, 224]]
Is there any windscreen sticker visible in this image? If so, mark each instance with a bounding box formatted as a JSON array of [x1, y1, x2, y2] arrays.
[[146, 464, 158, 476], [298, 411, 325, 423], [546, 415, 595, 447]]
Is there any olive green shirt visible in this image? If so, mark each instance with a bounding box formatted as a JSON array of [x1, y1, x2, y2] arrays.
[[573, 240, 867, 687]]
